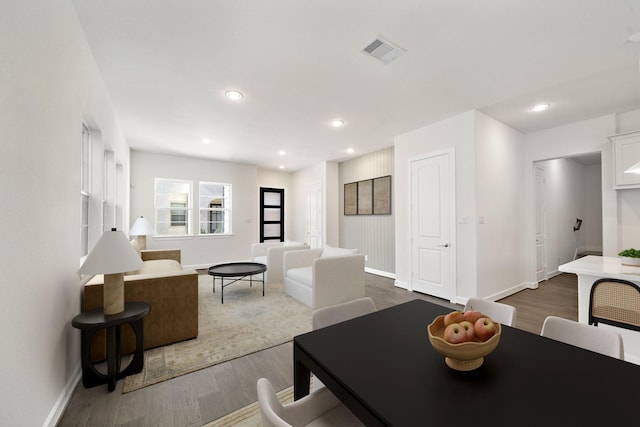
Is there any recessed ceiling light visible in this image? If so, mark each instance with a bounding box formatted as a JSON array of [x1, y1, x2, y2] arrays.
[[529, 103, 550, 113], [279, 165, 285, 169], [331, 119, 345, 128], [347, 148, 355, 154], [279, 150, 286, 156], [202, 138, 211, 144], [225, 90, 243, 101]]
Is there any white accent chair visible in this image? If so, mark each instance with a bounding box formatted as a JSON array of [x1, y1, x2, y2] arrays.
[[283, 246, 365, 309], [257, 377, 364, 427], [464, 297, 517, 327], [251, 241, 310, 284], [311, 297, 376, 391], [541, 315, 624, 359]]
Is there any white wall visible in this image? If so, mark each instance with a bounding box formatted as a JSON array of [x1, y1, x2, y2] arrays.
[[130, 151, 258, 268], [583, 163, 603, 250], [618, 188, 640, 250], [0, 2, 130, 425], [325, 162, 340, 247], [289, 161, 340, 247], [475, 112, 525, 299], [394, 111, 477, 300]]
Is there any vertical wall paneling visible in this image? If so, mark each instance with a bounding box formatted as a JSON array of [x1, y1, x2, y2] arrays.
[[339, 146, 395, 274]]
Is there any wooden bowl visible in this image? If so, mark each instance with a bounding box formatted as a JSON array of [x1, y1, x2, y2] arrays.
[[427, 315, 501, 371]]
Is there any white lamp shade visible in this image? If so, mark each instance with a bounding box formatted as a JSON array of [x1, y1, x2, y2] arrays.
[[129, 216, 154, 236], [78, 229, 144, 275]]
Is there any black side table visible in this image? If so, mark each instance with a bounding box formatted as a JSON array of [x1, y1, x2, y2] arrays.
[[71, 301, 150, 392]]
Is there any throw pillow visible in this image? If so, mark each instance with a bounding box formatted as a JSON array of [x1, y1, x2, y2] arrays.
[[321, 245, 358, 258]]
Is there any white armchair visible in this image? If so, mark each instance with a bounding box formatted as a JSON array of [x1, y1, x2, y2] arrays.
[[251, 241, 310, 284], [283, 246, 365, 309]]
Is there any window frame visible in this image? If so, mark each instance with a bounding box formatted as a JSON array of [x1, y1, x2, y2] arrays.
[[80, 123, 91, 260], [154, 178, 193, 237], [198, 181, 232, 236]]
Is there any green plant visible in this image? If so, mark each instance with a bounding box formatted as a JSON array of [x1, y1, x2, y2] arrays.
[[618, 248, 640, 258]]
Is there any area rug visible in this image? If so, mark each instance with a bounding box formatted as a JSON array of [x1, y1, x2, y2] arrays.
[[204, 384, 295, 426], [122, 274, 312, 393]]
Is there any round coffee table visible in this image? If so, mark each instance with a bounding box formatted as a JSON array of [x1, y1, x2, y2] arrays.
[[208, 262, 267, 304]]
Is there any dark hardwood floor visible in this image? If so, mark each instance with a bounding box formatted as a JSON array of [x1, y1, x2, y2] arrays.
[[57, 272, 577, 426]]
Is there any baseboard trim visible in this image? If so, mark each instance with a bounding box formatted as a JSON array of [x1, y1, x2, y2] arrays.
[[546, 270, 562, 280], [482, 281, 538, 302], [365, 267, 395, 279], [44, 364, 81, 427]]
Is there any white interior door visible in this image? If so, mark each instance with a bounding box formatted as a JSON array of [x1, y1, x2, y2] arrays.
[[535, 166, 546, 282], [306, 181, 322, 249], [411, 151, 454, 300]]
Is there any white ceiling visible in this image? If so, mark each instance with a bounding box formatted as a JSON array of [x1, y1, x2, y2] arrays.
[[72, 0, 640, 172]]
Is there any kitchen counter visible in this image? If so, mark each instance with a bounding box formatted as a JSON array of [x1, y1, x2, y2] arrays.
[[559, 255, 640, 364]]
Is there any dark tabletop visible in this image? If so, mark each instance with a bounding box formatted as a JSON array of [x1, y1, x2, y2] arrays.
[[71, 301, 150, 329], [294, 299, 640, 426], [207, 262, 267, 277]]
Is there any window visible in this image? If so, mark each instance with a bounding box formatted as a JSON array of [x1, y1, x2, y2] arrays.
[[155, 178, 192, 236], [170, 202, 187, 226], [80, 123, 91, 258], [199, 181, 232, 235]]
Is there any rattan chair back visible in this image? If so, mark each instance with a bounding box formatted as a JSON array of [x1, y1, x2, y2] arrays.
[[589, 278, 640, 332]]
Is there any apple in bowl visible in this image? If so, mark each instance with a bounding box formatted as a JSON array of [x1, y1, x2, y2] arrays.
[[443, 323, 470, 344], [474, 317, 497, 342], [443, 310, 465, 327], [462, 310, 484, 324]]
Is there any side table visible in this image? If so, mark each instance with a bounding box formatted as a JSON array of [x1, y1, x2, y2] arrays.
[[71, 301, 150, 392]]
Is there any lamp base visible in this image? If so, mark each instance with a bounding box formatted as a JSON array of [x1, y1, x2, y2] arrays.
[[137, 235, 147, 250], [103, 273, 125, 315]]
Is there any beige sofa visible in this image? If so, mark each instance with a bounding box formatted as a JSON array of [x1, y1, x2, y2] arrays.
[[251, 240, 310, 284], [83, 247, 198, 361], [283, 246, 366, 309]]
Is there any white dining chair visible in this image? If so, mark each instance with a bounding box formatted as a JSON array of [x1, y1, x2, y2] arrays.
[[257, 377, 364, 427], [464, 297, 517, 326], [541, 315, 624, 359], [312, 297, 376, 330], [311, 297, 377, 391]]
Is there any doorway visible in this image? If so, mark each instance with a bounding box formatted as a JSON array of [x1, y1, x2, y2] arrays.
[[259, 187, 284, 242], [533, 153, 602, 280]]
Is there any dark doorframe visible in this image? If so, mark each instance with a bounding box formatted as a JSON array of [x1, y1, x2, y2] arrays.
[[260, 187, 284, 242]]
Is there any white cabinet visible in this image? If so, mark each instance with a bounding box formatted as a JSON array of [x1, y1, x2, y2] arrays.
[[611, 130, 640, 189]]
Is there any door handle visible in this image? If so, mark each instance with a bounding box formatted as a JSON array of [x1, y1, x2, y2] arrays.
[[439, 243, 449, 248]]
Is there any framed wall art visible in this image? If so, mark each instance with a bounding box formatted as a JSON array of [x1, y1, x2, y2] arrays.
[[343, 175, 392, 216], [357, 179, 373, 215], [373, 175, 391, 214], [344, 182, 358, 215]]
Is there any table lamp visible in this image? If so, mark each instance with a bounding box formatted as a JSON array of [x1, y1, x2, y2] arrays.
[[129, 216, 154, 250], [78, 228, 144, 315]]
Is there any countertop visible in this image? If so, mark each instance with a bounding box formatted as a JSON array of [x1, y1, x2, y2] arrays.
[[559, 255, 640, 280]]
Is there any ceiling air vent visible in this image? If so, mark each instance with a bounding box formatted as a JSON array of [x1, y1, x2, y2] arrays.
[[361, 36, 406, 64]]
